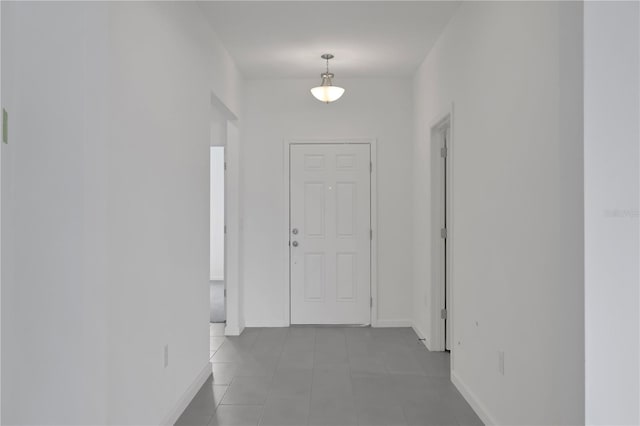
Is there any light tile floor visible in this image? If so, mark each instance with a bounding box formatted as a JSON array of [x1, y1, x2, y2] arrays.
[[176, 325, 483, 426]]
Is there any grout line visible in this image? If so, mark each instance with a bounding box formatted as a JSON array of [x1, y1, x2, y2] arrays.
[[305, 327, 317, 426], [206, 384, 229, 426], [344, 328, 364, 426]]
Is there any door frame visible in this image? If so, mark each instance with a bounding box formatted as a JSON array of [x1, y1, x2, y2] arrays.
[[210, 91, 242, 335], [430, 108, 454, 353], [282, 138, 378, 326]]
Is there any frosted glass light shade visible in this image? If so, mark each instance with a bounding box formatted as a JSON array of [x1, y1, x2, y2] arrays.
[[310, 85, 345, 103]]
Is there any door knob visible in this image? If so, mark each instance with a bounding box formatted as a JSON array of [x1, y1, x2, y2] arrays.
[[292, 228, 298, 235], [292, 241, 299, 247]]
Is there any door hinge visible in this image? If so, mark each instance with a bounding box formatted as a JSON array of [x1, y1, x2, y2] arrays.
[[440, 227, 447, 239], [224, 162, 227, 171], [440, 147, 448, 158], [441, 308, 447, 320], [370, 229, 373, 240], [370, 161, 373, 173], [224, 289, 227, 297], [370, 297, 373, 308], [224, 225, 227, 234]]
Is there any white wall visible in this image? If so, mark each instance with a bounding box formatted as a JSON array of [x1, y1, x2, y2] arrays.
[[241, 78, 413, 327], [1, 1, 4, 421], [1, 2, 110, 423], [225, 120, 244, 335], [107, 2, 242, 424], [2, 2, 244, 424], [210, 147, 225, 281], [584, 2, 640, 425], [412, 2, 584, 424], [0, 1, 3, 420]]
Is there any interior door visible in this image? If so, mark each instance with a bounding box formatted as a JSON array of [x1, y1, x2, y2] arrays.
[[290, 143, 371, 324]]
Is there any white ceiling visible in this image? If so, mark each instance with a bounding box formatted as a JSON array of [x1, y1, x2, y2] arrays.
[[199, 1, 460, 79]]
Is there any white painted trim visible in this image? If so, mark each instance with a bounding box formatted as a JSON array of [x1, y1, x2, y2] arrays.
[[0, 3, 3, 419], [224, 324, 244, 337], [370, 140, 379, 327], [375, 319, 412, 328], [282, 138, 378, 326], [411, 322, 426, 339], [428, 104, 455, 353], [451, 371, 497, 426], [223, 120, 241, 337], [282, 140, 291, 326], [429, 121, 445, 351], [161, 363, 212, 426], [244, 320, 289, 328], [447, 104, 456, 367], [411, 322, 433, 350]]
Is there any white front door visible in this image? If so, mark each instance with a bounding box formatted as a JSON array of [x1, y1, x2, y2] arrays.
[[290, 143, 371, 325]]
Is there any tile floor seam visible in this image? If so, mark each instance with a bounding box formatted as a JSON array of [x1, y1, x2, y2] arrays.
[[254, 332, 266, 425], [305, 326, 317, 426], [346, 328, 361, 426]]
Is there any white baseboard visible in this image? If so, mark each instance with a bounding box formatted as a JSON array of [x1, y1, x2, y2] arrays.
[[224, 324, 244, 336], [411, 321, 433, 350], [373, 319, 412, 328], [240, 319, 414, 328], [161, 362, 212, 426], [238, 315, 246, 334], [451, 371, 497, 426], [244, 320, 289, 328], [411, 321, 426, 338]]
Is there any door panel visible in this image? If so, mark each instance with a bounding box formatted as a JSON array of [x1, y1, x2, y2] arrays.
[[336, 183, 356, 236], [336, 253, 356, 300], [304, 183, 325, 236], [290, 144, 371, 324], [304, 253, 325, 301]]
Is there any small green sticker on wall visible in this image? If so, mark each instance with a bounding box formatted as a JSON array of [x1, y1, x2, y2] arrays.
[[2, 108, 7, 144]]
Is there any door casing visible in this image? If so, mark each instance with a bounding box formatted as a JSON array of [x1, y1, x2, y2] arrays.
[[283, 138, 378, 326], [430, 108, 454, 354]]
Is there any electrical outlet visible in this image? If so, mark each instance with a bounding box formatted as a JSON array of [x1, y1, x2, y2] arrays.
[[164, 344, 169, 368], [498, 351, 505, 375]]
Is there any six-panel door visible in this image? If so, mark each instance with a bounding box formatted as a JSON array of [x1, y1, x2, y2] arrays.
[[290, 143, 371, 324]]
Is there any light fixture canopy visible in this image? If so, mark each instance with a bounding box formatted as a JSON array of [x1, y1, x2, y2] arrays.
[[311, 54, 345, 103]]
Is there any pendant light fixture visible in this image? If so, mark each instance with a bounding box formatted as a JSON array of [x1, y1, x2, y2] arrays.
[[310, 54, 345, 103]]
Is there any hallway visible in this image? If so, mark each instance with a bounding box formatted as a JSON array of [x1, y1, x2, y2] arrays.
[[2, 1, 637, 424], [176, 326, 483, 426]]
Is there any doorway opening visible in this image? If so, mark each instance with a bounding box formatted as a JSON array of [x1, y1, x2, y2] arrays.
[[431, 115, 452, 351], [208, 90, 241, 343], [210, 146, 225, 324]]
